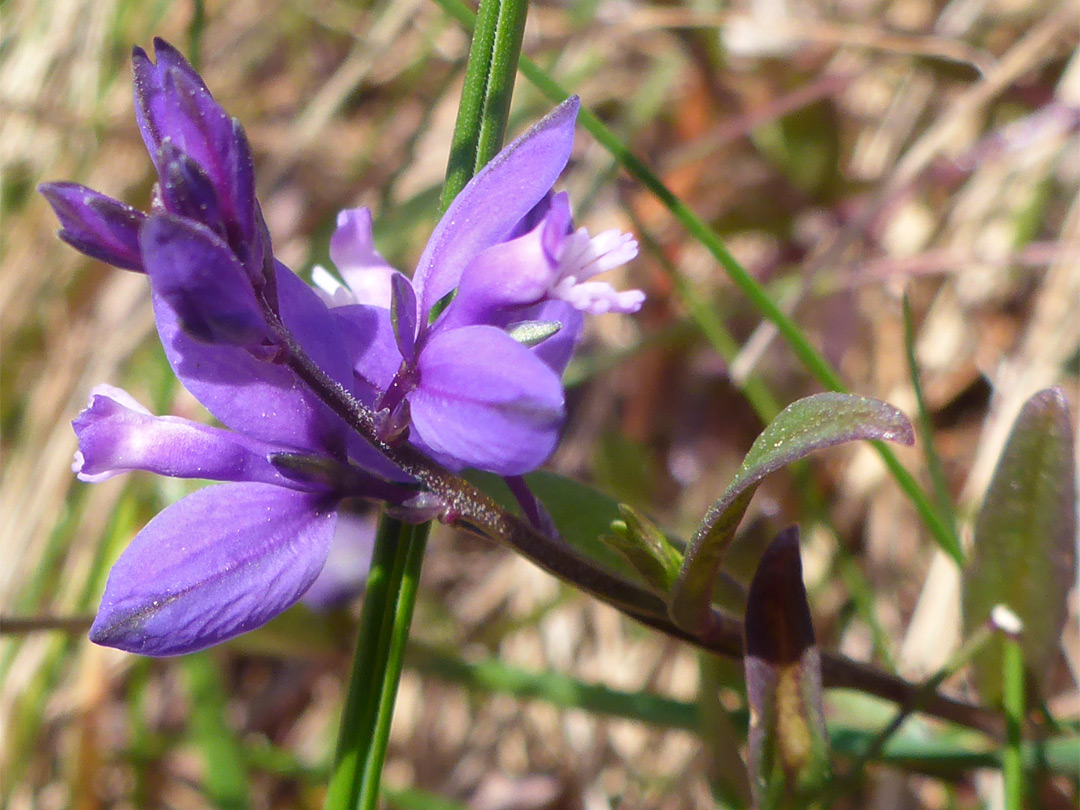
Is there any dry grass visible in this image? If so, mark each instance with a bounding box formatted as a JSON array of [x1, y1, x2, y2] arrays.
[[2, 1, 1078, 808]]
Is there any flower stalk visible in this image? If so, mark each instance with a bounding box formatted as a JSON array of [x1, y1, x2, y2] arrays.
[[327, 0, 535, 803]]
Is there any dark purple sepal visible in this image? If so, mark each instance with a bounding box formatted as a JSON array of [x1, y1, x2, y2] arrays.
[[141, 213, 268, 347], [390, 272, 418, 363], [38, 182, 146, 272], [150, 264, 351, 457], [157, 139, 226, 237], [133, 41, 233, 196], [89, 482, 338, 656], [133, 40, 262, 272]]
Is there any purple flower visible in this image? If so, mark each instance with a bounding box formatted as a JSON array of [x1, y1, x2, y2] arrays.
[[301, 508, 379, 611], [75, 385, 406, 655], [41, 39, 645, 656], [42, 41, 411, 655], [314, 99, 642, 475]]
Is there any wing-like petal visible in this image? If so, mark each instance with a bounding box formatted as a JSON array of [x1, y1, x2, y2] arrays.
[[90, 482, 337, 655], [73, 384, 291, 487], [410, 325, 565, 475], [152, 262, 350, 456], [39, 182, 146, 272], [330, 208, 396, 307], [141, 214, 268, 347], [412, 97, 580, 317]]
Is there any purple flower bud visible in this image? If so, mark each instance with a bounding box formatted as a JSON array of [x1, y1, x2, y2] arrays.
[[38, 182, 146, 271]]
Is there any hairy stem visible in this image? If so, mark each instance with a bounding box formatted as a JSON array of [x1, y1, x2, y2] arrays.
[[265, 314, 1002, 738]]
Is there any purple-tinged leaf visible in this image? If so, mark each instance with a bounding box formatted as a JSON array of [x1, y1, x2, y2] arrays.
[[90, 482, 337, 656], [390, 272, 418, 363], [412, 96, 580, 317], [963, 387, 1076, 704], [744, 527, 830, 804], [38, 182, 146, 272], [670, 393, 914, 633]]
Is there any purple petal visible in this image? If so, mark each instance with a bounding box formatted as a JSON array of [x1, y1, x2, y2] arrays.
[[437, 214, 561, 331], [301, 508, 377, 610], [141, 214, 268, 346], [330, 208, 396, 307], [72, 384, 290, 486], [39, 182, 146, 272], [507, 298, 583, 375], [133, 41, 232, 190], [410, 325, 565, 474], [334, 304, 401, 398], [90, 482, 337, 655], [412, 97, 580, 317], [152, 262, 350, 456]]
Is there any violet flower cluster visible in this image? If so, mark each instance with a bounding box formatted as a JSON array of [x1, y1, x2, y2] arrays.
[[41, 40, 642, 656]]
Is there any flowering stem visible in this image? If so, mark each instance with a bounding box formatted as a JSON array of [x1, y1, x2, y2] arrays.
[[356, 521, 429, 810], [431, 0, 964, 569], [327, 0, 533, 804], [325, 516, 411, 810]]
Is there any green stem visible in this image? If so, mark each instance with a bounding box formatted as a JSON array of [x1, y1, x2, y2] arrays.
[[1003, 636, 1025, 810], [902, 293, 957, 533], [357, 523, 430, 810], [432, 0, 963, 567], [324, 516, 410, 810], [327, 1, 530, 804]]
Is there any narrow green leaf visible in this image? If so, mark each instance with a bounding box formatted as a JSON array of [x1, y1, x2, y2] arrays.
[[183, 653, 251, 810], [671, 393, 914, 631], [963, 387, 1076, 704], [744, 528, 830, 806]]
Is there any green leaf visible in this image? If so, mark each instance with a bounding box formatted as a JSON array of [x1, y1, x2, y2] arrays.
[[671, 393, 914, 631], [963, 387, 1077, 704], [468, 469, 637, 579], [183, 653, 251, 810], [603, 504, 683, 590], [744, 528, 830, 806]]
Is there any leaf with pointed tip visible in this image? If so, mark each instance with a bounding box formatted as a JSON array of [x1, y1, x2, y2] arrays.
[[744, 527, 830, 806], [466, 469, 636, 578], [602, 505, 683, 590], [963, 388, 1076, 704], [671, 393, 914, 632]]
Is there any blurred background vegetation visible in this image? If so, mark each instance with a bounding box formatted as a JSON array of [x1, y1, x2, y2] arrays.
[[2, 0, 1077, 808]]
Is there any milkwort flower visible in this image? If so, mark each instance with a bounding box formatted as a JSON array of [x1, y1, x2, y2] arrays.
[[41, 39, 644, 655], [312, 97, 643, 475], [42, 40, 414, 655]]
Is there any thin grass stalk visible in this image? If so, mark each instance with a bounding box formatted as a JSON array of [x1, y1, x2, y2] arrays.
[[326, 1, 530, 804]]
